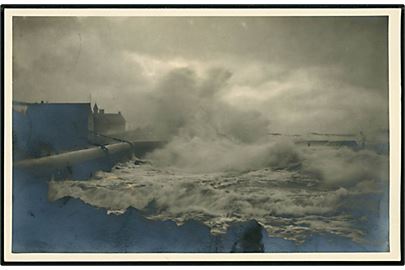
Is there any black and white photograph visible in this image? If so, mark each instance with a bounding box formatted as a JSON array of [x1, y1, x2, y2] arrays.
[[2, 6, 403, 264]]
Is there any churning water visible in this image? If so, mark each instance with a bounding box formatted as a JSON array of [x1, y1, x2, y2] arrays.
[[48, 138, 389, 248]]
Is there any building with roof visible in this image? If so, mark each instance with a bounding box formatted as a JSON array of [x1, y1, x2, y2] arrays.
[[92, 103, 126, 135], [13, 101, 94, 159]]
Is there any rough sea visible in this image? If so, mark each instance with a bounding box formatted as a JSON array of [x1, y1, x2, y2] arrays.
[[48, 137, 389, 251]]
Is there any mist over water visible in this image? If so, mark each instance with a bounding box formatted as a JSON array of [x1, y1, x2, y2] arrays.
[[143, 67, 270, 143], [12, 16, 390, 251], [49, 143, 388, 245], [48, 68, 389, 247]]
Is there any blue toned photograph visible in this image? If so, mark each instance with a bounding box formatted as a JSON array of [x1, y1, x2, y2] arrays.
[[11, 15, 390, 254]]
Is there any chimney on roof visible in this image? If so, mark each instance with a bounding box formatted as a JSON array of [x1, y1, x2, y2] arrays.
[[93, 103, 99, 114]]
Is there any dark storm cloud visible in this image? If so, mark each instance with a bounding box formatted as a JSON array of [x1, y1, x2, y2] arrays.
[[85, 16, 388, 90], [12, 16, 388, 133]]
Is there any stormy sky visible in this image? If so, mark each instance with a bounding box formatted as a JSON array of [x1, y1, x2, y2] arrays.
[[13, 16, 388, 134]]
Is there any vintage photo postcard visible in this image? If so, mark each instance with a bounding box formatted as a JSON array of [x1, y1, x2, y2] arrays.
[[2, 6, 403, 264]]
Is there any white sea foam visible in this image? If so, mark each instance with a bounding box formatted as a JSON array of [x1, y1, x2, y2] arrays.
[[48, 141, 388, 243]]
